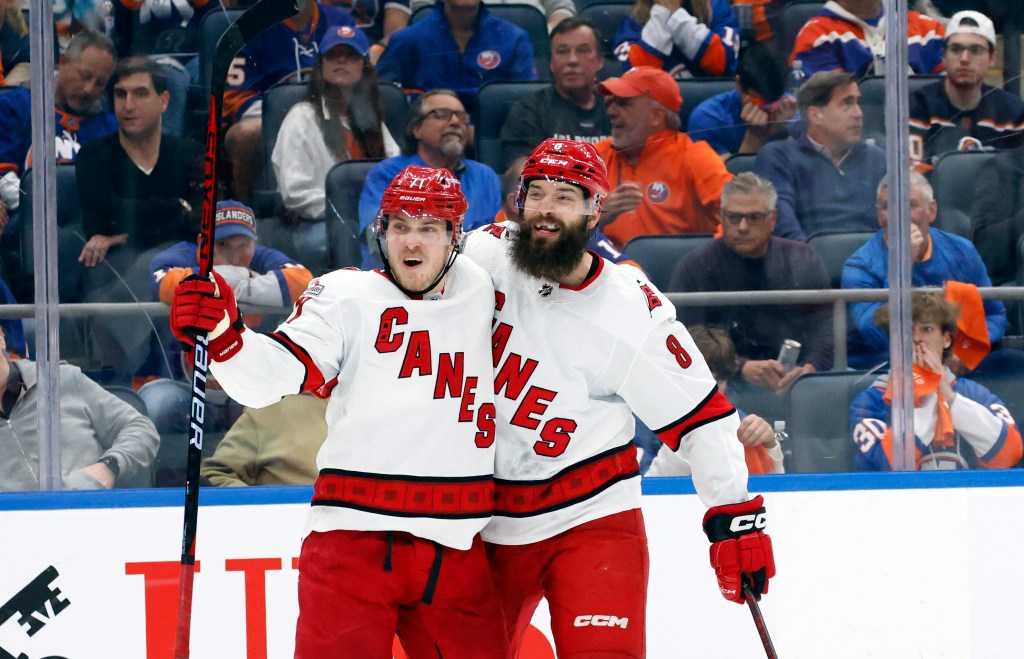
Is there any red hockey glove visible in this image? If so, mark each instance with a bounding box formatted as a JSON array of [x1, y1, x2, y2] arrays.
[[170, 271, 245, 361], [702, 495, 775, 604]]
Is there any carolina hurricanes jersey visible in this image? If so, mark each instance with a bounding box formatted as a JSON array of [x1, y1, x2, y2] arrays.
[[909, 81, 1024, 166], [210, 258, 498, 550], [463, 222, 749, 546], [850, 373, 1023, 471], [790, 1, 944, 79], [614, 0, 739, 79]]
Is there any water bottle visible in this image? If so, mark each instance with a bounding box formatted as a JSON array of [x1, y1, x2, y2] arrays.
[[786, 59, 807, 94], [99, 0, 115, 38]]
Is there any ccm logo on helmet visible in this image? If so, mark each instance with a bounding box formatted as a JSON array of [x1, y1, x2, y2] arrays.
[[729, 512, 767, 533], [574, 615, 629, 629], [539, 157, 570, 166]]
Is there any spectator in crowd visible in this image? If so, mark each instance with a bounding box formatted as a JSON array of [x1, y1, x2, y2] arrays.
[[0, 0, 29, 86], [969, 145, 1024, 286], [646, 325, 784, 476], [850, 291, 1022, 471], [671, 172, 833, 396], [201, 392, 328, 486], [222, 0, 356, 203], [146, 198, 313, 381], [0, 272, 24, 358], [375, 0, 536, 109], [409, 0, 575, 32], [497, 157, 634, 267], [909, 10, 1024, 168], [615, 0, 740, 79], [595, 65, 732, 249], [499, 17, 610, 171], [54, 0, 107, 54], [323, 0, 410, 58], [271, 25, 400, 271], [789, 0, 945, 79], [0, 30, 117, 242], [113, 0, 214, 56], [0, 328, 160, 491], [75, 56, 204, 383], [358, 89, 501, 268], [687, 41, 797, 157], [842, 170, 1006, 371], [754, 70, 885, 241]]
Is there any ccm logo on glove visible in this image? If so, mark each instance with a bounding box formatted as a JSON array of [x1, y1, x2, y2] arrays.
[[729, 512, 767, 534]]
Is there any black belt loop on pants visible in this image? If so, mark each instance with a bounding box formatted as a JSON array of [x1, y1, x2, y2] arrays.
[[421, 542, 443, 605], [383, 531, 394, 572]]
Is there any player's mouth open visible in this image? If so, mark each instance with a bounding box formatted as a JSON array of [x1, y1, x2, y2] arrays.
[[533, 222, 560, 235], [403, 257, 423, 267]]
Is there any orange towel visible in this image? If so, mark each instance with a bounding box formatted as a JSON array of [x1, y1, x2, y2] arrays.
[[945, 281, 990, 370]]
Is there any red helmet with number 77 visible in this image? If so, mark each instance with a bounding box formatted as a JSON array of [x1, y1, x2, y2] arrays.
[[376, 165, 468, 248], [516, 139, 610, 216]]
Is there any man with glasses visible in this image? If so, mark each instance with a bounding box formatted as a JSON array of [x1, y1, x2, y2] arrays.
[[670, 172, 833, 396], [594, 66, 733, 250], [358, 90, 501, 269], [909, 10, 1024, 169]]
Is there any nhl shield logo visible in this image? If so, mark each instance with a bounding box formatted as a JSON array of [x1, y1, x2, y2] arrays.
[[477, 50, 501, 70], [646, 181, 669, 204]]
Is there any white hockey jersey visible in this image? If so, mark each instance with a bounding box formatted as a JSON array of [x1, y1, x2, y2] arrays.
[[210, 258, 498, 550], [463, 222, 750, 545]]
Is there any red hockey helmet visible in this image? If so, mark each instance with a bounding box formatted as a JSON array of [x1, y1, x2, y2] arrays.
[[377, 165, 468, 247], [516, 138, 610, 215]]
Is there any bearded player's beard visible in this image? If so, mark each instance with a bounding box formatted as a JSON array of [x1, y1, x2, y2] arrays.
[[509, 213, 595, 281]]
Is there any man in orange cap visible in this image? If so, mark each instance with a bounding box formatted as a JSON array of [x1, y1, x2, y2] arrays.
[[594, 65, 732, 249]]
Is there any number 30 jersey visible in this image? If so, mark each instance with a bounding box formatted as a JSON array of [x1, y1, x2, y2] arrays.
[[463, 223, 750, 545]]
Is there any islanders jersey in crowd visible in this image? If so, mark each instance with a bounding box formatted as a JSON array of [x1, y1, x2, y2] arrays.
[[210, 258, 498, 550], [851, 373, 1022, 471], [0, 88, 117, 175], [222, 2, 356, 122], [790, 0, 944, 79], [615, 0, 739, 79], [376, 2, 536, 106], [463, 222, 748, 546], [909, 81, 1024, 167]]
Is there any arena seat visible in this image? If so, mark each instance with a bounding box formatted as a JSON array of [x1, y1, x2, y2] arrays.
[[474, 80, 548, 173], [931, 150, 998, 230], [858, 75, 942, 146], [623, 233, 714, 291], [578, 2, 632, 58], [786, 370, 876, 473], [777, 1, 823, 72], [678, 78, 735, 132], [807, 231, 875, 288], [197, 8, 243, 102], [724, 153, 757, 176], [324, 159, 382, 269]]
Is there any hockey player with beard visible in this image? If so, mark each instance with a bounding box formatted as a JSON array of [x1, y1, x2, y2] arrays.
[[461, 138, 776, 658], [169, 165, 508, 659]]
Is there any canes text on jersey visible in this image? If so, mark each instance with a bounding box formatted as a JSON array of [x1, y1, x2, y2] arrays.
[[375, 307, 496, 448]]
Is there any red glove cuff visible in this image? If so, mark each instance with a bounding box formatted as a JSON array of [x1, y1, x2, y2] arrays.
[[703, 495, 775, 604]]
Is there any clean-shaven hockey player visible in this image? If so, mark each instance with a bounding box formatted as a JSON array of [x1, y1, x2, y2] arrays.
[[170, 166, 508, 659], [462, 138, 775, 657]]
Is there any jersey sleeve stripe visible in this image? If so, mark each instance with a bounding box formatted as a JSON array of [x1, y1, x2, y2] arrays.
[[654, 387, 736, 451], [493, 442, 639, 517], [267, 329, 326, 395]]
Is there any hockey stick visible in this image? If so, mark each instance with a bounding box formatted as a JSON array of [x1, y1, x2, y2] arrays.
[[743, 579, 779, 659], [174, 0, 304, 656]]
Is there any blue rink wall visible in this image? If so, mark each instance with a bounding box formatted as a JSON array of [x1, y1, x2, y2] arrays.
[[0, 471, 1021, 658]]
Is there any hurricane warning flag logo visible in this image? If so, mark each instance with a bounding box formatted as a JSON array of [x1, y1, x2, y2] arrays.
[[646, 181, 669, 204], [477, 50, 501, 70]]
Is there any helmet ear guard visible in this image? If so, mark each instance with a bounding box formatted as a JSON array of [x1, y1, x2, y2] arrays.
[[515, 139, 610, 216]]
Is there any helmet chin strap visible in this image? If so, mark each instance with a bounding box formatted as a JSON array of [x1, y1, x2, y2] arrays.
[[381, 245, 461, 298]]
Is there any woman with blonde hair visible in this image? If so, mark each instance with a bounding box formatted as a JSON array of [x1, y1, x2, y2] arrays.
[[615, 0, 741, 79]]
